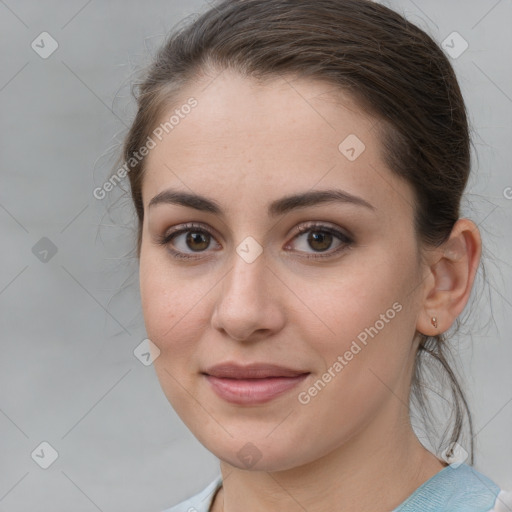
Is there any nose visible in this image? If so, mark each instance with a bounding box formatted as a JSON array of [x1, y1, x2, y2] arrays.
[[210, 248, 286, 342]]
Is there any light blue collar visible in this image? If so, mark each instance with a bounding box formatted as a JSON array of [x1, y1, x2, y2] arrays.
[[166, 463, 500, 512], [392, 463, 500, 512]]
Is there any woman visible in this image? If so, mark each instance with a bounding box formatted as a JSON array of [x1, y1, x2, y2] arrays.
[[116, 0, 511, 510]]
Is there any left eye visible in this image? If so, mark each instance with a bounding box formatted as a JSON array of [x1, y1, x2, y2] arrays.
[[286, 224, 353, 257]]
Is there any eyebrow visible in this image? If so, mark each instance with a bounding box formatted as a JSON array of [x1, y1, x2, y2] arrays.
[[148, 188, 376, 216]]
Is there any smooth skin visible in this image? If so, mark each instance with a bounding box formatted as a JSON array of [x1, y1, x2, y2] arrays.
[[139, 69, 481, 512]]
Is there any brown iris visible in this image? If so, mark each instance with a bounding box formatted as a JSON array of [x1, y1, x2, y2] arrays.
[[186, 231, 210, 251], [308, 231, 333, 252]]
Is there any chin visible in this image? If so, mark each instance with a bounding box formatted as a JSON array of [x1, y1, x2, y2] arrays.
[[192, 428, 323, 473]]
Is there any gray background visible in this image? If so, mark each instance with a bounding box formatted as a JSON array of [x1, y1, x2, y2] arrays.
[[0, 0, 511, 510]]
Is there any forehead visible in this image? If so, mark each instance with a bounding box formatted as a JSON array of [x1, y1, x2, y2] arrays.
[[141, 70, 413, 218]]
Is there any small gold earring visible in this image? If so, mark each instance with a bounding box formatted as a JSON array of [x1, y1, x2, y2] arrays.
[[431, 316, 438, 329]]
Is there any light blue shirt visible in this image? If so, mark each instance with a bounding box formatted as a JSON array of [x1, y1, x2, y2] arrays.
[[162, 463, 511, 512]]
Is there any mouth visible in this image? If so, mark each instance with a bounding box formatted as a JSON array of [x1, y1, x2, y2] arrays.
[[202, 363, 310, 405]]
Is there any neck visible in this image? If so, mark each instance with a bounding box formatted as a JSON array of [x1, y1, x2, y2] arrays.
[[213, 408, 446, 512]]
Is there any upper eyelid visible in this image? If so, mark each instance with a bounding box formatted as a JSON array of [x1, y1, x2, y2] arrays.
[[166, 221, 349, 237], [293, 221, 351, 236]]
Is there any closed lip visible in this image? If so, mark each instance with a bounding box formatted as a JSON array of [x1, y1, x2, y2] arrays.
[[202, 363, 309, 379], [202, 363, 310, 405]]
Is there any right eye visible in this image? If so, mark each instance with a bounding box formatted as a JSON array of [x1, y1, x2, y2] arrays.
[[156, 223, 222, 260]]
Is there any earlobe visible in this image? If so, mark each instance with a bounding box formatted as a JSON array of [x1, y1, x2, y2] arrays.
[[416, 219, 482, 336]]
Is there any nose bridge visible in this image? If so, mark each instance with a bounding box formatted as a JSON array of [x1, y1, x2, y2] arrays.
[[212, 240, 283, 340], [223, 240, 268, 306]]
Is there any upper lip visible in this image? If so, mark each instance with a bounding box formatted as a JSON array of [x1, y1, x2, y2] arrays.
[[203, 363, 309, 379]]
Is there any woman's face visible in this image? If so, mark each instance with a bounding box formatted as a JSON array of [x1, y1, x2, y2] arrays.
[[139, 70, 428, 471]]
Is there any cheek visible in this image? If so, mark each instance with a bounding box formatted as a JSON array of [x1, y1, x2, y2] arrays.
[[300, 245, 420, 406], [139, 254, 206, 408], [139, 251, 196, 355], [140, 274, 177, 346], [307, 252, 410, 350]]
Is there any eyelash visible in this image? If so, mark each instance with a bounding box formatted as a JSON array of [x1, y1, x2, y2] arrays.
[[155, 222, 354, 261]]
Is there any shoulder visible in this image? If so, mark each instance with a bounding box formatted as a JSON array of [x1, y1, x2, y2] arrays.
[[160, 475, 223, 512], [394, 463, 511, 512]]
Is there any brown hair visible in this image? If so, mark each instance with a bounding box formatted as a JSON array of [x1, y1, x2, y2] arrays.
[[117, 0, 475, 462]]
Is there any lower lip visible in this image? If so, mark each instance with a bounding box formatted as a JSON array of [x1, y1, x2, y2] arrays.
[[205, 374, 309, 405]]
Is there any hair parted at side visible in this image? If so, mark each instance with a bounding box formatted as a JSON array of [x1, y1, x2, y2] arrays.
[[118, 0, 475, 462]]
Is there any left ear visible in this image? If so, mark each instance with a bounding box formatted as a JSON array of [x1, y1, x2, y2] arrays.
[[416, 218, 482, 336]]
